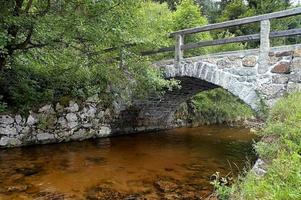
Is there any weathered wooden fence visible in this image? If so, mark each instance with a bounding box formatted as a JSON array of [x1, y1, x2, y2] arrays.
[[143, 7, 301, 73]]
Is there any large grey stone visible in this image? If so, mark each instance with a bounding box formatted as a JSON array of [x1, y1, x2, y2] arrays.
[[58, 117, 67, 128], [38, 104, 55, 114], [66, 113, 78, 129], [252, 159, 267, 176], [0, 136, 10, 146], [0, 126, 18, 136], [97, 126, 111, 137], [27, 114, 38, 126], [15, 115, 23, 125], [66, 101, 79, 112], [0, 115, 14, 125], [37, 132, 55, 141], [0, 136, 21, 147]]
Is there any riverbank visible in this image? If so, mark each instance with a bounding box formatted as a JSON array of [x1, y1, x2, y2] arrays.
[[215, 92, 301, 200]]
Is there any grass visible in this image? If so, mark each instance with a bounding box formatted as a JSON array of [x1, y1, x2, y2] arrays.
[[215, 92, 301, 200], [191, 88, 254, 125]]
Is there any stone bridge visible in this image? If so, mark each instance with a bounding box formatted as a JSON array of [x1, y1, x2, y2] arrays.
[[115, 8, 301, 132], [115, 45, 301, 132]]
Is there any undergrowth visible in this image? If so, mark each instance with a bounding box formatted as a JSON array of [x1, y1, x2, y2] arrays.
[[214, 92, 301, 200]]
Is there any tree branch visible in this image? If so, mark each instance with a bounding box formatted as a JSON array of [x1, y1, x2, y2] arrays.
[[24, 0, 33, 13], [11, 26, 33, 50]]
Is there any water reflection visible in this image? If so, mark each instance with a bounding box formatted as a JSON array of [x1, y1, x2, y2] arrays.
[[0, 125, 256, 199]]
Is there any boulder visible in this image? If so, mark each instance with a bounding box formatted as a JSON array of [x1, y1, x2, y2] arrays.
[[38, 104, 55, 114], [66, 113, 78, 129], [66, 101, 79, 112], [252, 159, 267, 176], [27, 114, 38, 126], [0, 126, 18, 136], [0, 115, 14, 125], [271, 61, 291, 74], [37, 132, 55, 142]]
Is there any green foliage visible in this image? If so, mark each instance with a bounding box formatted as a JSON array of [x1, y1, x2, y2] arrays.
[[232, 152, 301, 200], [211, 31, 246, 53], [191, 88, 254, 124], [215, 0, 296, 47], [37, 114, 57, 130], [153, 0, 180, 10], [172, 0, 212, 56], [0, 95, 7, 113], [223, 92, 301, 200], [0, 0, 178, 113], [210, 172, 233, 200], [262, 92, 301, 151]]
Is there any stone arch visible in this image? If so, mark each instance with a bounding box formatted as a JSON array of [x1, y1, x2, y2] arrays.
[[114, 60, 260, 133], [164, 60, 259, 110]]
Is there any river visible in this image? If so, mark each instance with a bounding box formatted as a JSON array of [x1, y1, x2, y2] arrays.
[[0, 125, 256, 200]]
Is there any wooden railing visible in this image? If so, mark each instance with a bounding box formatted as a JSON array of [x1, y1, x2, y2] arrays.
[[142, 7, 301, 67]]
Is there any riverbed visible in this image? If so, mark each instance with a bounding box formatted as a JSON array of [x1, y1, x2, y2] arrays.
[[0, 125, 256, 200]]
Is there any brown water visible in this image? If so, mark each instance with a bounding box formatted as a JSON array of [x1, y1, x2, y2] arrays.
[[0, 126, 256, 200]]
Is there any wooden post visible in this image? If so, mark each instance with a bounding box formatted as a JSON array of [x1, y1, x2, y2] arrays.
[[258, 19, 270, 74], [175, 34, 184, 63]]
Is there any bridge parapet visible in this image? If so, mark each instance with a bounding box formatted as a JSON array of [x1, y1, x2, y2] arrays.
[[114, 45, 301, 133], [155, 45, 301, 109]]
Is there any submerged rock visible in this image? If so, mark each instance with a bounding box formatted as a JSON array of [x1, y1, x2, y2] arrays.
[[15, 165, 42, 176], [6, 183, 30, 193], [85, 186, 145, 200], [154, 179, 178, 193], [34, 191, 74, 200], [85, 186, 124, 200]]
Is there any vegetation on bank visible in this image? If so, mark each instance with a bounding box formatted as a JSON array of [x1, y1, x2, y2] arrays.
[[174, 88, 254, 126], [0, 0, 240, 114], [214, 92, 301, 200]]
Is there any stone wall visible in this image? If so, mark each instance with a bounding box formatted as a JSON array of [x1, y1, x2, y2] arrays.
[[0, 95, 114, 148]]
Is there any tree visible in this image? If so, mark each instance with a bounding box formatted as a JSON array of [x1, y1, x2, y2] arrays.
[[0, 0, 177, 111], [152, 0, 180, 10], [195, 0, 221, 23], [172, 0, 212, 55]]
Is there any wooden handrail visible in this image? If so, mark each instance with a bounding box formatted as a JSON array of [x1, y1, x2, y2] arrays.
[[140, 28, 301, 55], [170, 7, 301, 36], [181, 28, 301, 50], [169, 7, 301, 74]]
